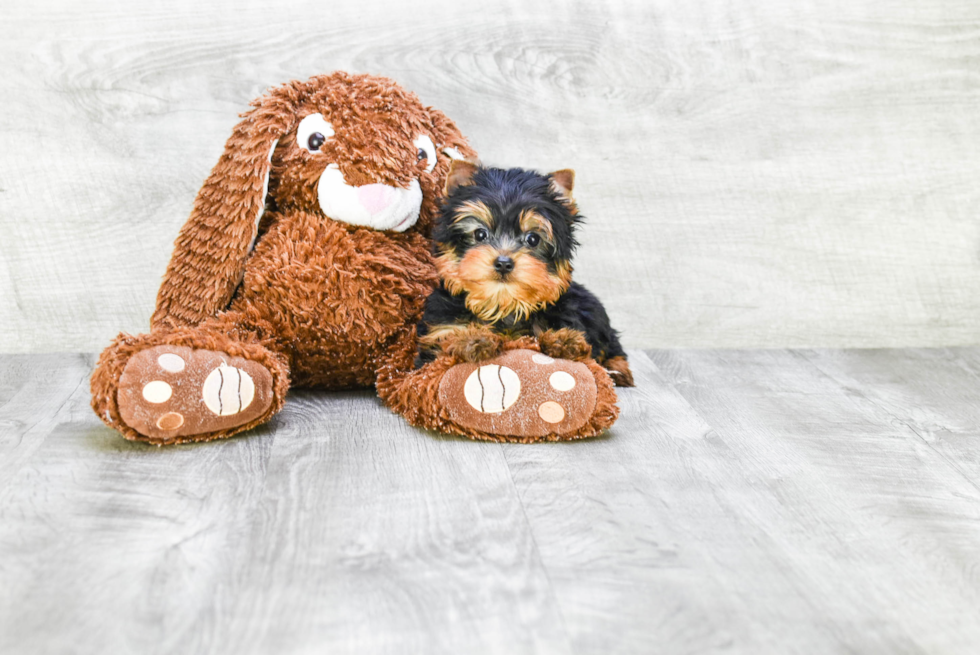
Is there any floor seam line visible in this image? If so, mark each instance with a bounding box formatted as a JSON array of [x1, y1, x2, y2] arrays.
[[497, 440, 577, 655], [790, 348, 980, 496]]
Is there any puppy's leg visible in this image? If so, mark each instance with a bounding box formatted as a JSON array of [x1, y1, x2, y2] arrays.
[[603, 356, 634, 387], [538, 325, 634, 387], [553, 283, 634, 387], [420, 323, 505, 363], [536, 327, 593, 362]]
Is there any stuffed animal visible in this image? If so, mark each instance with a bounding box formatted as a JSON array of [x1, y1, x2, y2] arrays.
[[90, 71, 621, 445]]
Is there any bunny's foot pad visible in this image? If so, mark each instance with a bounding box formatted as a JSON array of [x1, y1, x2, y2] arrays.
[[117, 346, 274, 441], [438, 349, 598, 438]]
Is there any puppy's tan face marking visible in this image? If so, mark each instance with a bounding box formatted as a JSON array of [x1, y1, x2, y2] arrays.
[[436, 244, 571, 323], [519, 209, 554, 244], [452, 200, 495, 229]]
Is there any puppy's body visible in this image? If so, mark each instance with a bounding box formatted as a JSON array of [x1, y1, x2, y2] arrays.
[[418, 165, 633, 386], [420, 281, 626, 362]]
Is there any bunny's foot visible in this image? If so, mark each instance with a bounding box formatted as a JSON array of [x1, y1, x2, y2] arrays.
[[91, 322, 290, 445], [377, 338, 620, 443], [437, 349, 603, 439], [116, 346, 275, 442]]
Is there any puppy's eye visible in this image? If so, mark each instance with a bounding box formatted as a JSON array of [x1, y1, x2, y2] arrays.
[[474, 228, 489, 242], [297, 113, 335, 154], [524, 232, 541, 247], [413, 135, 437, 173]]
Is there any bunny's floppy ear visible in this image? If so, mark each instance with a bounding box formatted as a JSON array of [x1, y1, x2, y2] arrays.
[[150, 85, 300, 328]]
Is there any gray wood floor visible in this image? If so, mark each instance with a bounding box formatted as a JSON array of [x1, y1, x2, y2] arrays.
[[2, 349, 979, 654]]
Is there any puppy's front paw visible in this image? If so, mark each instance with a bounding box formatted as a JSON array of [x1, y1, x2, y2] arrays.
[[443, 326, 505, 363], [604, 356, 634, 387], [537, 328, 592, 362]]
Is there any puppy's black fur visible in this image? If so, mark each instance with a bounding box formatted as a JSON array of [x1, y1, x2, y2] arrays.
[[417, 166, 630, 385], [419, 279, 628, 361]]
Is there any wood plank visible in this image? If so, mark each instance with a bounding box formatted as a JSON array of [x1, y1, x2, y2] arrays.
[[503, 352, 792, 654], [500, 349, 980, 653], [0, 357, 280, 655], [795, 346, 980, 486], [0, 353, 93, 492], [212, 388, 571, 655], [4, 349, 980, 653], [0, 355, 571, 655], [3, 0, 980, 351], [646, 348, 980, 653]]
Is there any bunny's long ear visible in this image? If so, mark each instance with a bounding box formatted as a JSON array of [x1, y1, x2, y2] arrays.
[[150, 87, 299, 328]]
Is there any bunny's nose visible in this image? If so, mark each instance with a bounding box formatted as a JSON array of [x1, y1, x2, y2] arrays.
[[318, 164, 422, 232], [357, 184, 396, 214]]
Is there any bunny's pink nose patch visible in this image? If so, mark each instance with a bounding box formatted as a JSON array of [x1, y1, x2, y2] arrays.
[[357, 184, 396, 214]]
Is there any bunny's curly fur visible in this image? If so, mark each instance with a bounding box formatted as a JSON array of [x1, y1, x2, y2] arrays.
[[92, 73, 475, 443]]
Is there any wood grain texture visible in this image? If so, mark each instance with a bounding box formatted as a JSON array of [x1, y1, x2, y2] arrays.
[[2, 0, 980, 352], [0, 354, 571, 655], [645, 348, 980, 653], [3, 348, 980, 653]]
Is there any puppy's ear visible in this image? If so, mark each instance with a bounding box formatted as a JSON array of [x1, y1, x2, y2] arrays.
[[151, 83, 301, 328], [445, 159, 479, 196], [549, 169, 575, 199]]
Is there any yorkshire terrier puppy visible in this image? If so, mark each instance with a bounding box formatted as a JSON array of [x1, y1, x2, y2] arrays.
[[416, 161, 633, 387]]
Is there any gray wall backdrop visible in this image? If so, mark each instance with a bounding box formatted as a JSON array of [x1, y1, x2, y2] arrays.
[[2, 0, 979, 353]]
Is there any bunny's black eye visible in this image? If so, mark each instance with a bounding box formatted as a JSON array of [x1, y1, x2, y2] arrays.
[[297, 114, 334, 153], [524, 232, 541, 247], [308, 133, 326, 151], [413, 135, 437, 173], [474, 228, 489, 242]]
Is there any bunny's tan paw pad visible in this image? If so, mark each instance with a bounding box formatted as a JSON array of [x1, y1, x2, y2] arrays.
[[438, 349, 598, 439], [117, 346, 274, 441]]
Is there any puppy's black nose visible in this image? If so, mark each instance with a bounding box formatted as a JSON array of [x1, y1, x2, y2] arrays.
[[494, 255, 515, 274]]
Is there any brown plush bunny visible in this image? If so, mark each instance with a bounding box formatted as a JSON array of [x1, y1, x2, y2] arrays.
[[91, 71, 620, 445]]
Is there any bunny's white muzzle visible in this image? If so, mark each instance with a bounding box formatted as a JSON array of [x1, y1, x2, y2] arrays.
[[317, 164, 422, 232]]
